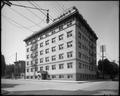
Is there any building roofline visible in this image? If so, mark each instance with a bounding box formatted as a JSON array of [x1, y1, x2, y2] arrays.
[[24, 7, 98, 42], [23, 10, 78, 42]]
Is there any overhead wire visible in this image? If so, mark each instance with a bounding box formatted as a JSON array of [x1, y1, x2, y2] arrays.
[[11, 3, 48, 11], [16, 1, 46, 29], [56, 1, 65, 12], [30, 1, 54, 21], [9, 7, 41, 27], [17, 1, 43, 21], [2, 14, 33, 32], [32, 1, 54, 20], [28, 16, 46, 28]]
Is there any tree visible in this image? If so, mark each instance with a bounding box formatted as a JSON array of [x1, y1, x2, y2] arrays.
[[1, 54, 6, 77], [98, 58, 119, 79], [109, 62, 119, 79], [5, 64, 15, 78]]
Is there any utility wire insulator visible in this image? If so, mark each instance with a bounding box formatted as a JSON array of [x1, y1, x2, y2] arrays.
[[46, 10, 49, 23]]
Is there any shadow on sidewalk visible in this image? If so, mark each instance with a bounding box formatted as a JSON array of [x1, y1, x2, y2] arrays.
[[2, 89, 118, 95], [1, 84, 20, 88]]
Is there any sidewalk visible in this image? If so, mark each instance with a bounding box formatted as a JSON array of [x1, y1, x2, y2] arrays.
[[16, 78, 106, 83]]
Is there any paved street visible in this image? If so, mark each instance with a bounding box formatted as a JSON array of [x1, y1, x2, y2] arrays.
[[1, 79, 119, 95]]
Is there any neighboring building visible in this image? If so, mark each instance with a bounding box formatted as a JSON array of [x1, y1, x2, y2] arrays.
[[14, 60, 25, 79], [24, 6, 98, 80]]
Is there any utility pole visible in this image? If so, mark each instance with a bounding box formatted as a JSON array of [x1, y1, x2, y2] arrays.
[[100, 45, 106, 79], [101, 45, 105, 60], [1, 0, 50, 23], [15, 52, 17, 62], [1, 0, 12, 9]]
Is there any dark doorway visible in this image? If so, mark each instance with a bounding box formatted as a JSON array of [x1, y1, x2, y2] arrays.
[[42, 74, 47, 80]]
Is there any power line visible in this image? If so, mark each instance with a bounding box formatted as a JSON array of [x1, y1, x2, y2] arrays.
[[33, 1, 54, 21], [28, 16, 46, 28], [17, 2, 46, 28], [29, 1, 53, 21], [17, 1, 44, 21], [32, 1, 54, 20], [9, 7, 41, 27], [2, 14, 33, 32], [29, 1, 47, 17], [11, 3, 48, 11], [56, 1, 65, 12]]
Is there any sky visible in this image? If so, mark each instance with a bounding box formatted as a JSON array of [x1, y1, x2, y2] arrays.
[[1, 1, 119, 65]]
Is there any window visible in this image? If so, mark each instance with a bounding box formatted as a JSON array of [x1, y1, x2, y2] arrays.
[[78, 32, 81, 39], [35, 59, 38, 64], [31, 54, 33, 58], [67, 41, 73, 48], [46, 33, 49, 37], [79, 62, 81, 68], [59, 64, 64, 69], [40, 66, 43, 71], [52, 65, 56, 70], [59, 53, 64, 59], [40, 42, 43, 47], [59, 75, 64, 78], [45, 48, 49, 54], [52, 75, 56, 78], [67, 74, 73, 78], [59, 34, 63, 40], [52, 29, 55, 34], [27, 61, 29, 65], [45, 40, 49, 45], [45, 57, 49, 62], [52, 46, 56, 52], [31, 46, 33, 51], [67, 20, 72, 27], [79, 52, 81, 58], [67, 62, 73, 68], [52, 37, 56, 43], [35, 67, 38, 71], [27, 48, 29, 52], [59, 25, 63, 31], [27, 55, 29, 59], [31, 61, 33, 65], [78, 42, 81, 48], [52, 55, 56, 61], [40, 50, 43, 55], [45, 66, 49, 70], [59, 44, 64, 50], [31, 68, 33, 72], [67, 51, 73, 58], [40, 58, 43, 63], [67, 30, 72, 38], [27, 69, 29, 72]]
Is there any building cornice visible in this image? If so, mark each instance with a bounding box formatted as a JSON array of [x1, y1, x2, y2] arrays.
[[24, 7, 98, 42]]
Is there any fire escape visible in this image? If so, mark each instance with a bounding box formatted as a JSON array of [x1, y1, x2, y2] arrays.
[[31, 38, 38, 79]]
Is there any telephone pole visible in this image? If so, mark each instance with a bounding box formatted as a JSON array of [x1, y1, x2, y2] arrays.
[[100, 45, 106, 79], [15, 52, 17, 62], [100, 45, 106, 60], [1, 0, 50, 23], [1, 0, 12, 9]]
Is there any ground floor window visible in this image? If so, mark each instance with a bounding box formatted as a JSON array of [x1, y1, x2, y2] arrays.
[[26, 76, 29, 79], [52, 75, 56, 78], [59, 75, 64, 78], [67, 74, 73, 79]]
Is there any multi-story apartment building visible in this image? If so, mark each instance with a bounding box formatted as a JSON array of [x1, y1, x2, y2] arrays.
[[24, 6, 98, 81]]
